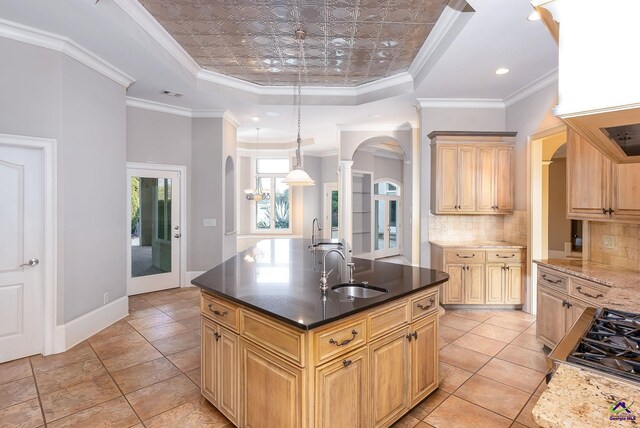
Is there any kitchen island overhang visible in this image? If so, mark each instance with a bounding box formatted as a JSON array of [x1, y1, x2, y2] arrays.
[[192, 238, 449, 428]]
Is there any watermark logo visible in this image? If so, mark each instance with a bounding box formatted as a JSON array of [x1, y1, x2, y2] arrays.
[[610, 400, 636, 421]]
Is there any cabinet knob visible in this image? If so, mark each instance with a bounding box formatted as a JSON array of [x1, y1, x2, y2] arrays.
[[342, 359, 352, 367], [213, 332, 221, 342], [406, 333, 412, 342], [602, 208, 608, 214]]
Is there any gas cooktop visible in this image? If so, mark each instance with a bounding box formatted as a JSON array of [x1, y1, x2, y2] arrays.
[[567, 308, 640, 383]]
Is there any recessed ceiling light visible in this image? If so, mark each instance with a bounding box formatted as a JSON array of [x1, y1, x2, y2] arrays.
[[495, 68, 510, 75], [160, 90, 183, 97], [252, 116, 260, 122], [527, 11, 541, 21], [266, 112, 280, 117]]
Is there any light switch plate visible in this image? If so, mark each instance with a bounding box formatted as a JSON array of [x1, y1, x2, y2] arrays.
[[603, 235, 615, 249], [203, 218, 216, 227]]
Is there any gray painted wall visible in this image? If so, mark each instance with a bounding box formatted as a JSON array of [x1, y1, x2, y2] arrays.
[[221, 119, 237, 261], [0, 38, 127, 323]]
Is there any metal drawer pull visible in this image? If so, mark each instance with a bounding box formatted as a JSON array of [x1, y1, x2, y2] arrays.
[[416, 298, 435, 310], [496, 254, 515, 258], [208, 305, 228, 317], [541, 274, 562, 284], [575, 286, 603, 299], [329, 329, 358, 346], [412, 331, 418, 340], [343, 359, 352, 367], [456, 254, 475, 258]]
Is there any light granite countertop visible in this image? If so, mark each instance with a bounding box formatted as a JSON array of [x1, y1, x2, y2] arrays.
[[535, 259, 640, 312], [533, 364, 640, 428], [429, 240, 526, 249]]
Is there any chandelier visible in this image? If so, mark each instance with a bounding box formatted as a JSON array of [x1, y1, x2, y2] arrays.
[[282, 30, 315, 187], [245, 128, 270, 201]]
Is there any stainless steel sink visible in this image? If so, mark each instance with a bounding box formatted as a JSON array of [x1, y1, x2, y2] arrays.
[[331, 282, 388, 298]]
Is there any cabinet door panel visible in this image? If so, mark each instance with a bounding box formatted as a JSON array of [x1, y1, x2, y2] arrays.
[[464, 264, 485, 304], [444, 265, 464, 304], [457, 147, 477, 212], [242, 341, 303, 428], [486, 264, 504, 304], [219, 326, 239, 424], [536, 286, 567, 348], [495, 147, 514, 212], [477, 147, 496, 213], [410, 315, 438, 406], [567, 129, 610, 219], [612, 162, 640, 221], [436, 146, 458, 213], [316, 349, 368, 428], [505, 264, 523, 304], [201, 318, 218, 405], [370, 329, 410, 428]]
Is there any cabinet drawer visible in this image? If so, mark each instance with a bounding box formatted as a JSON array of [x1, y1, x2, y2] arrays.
[[570, 277, 609, 306], [368, 300, 409, 341], [444, 250, 485, 264], [537, 268, 568, 292], [201, 293, 239, 332], [410, 289, 439, 322], [487, 250, 524, 263], [314, 317, 367, 366], [240, 310, 305, 366]]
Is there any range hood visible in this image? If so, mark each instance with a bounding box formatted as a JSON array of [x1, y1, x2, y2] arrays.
[[533, 0, 640, 163]]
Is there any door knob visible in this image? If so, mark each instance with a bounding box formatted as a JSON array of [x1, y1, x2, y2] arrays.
[[174, 233, 181, 238], [20, 258, 39, 268]]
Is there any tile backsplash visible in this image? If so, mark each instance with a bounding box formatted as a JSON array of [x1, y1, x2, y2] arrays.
[[428, 210, 528, 245], [590, 222, 639, 270]]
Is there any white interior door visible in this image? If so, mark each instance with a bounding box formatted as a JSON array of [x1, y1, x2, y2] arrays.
[[0, 145, 43, 363], [127, 168, 181, 295], [323, 182, 339, 239]]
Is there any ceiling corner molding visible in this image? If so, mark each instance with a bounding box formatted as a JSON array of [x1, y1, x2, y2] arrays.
[[417, 98, 505, 109], [504, 68, 558, 107], [0, 18, 135, 88], [126, 97, 191, 117], [111, 0, 201, 76], [192, 109, 241, 127], [337, 123, 414, 132]]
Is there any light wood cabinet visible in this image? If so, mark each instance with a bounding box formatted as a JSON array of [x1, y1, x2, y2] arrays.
[[430, 131, 516, 215], [201, 287, 441, 428], [315, 349, 368, 428], [201, 317, 239, 425], [431, 245, 525, 306], [567, 128, 640, 222], [536, 265, 609, 349]]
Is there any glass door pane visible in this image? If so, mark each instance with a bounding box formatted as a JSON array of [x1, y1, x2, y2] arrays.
[[388, 200, 398, 249], [131, 176, 172, 277], [331, 190, 339, 239], [375, 200, 385, 251]]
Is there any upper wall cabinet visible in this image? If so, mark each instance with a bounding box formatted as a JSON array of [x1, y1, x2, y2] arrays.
[[429, 132, 516, 215], [567, 128, 640, 222]]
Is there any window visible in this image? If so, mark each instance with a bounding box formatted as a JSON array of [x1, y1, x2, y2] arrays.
[[253, 158, 291, 232]]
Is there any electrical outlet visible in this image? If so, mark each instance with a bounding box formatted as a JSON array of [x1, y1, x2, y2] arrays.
[[103, 292, 109, 305], [203, 218, 216, 227], [603, 235, 615, 249]]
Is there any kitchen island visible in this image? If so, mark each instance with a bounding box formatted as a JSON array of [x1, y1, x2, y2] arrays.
[[192, 238, 449, 428]]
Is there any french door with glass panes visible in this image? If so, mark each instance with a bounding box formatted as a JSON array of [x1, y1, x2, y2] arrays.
[[374, 182, 401, 258], [127, 168, 181, 295]]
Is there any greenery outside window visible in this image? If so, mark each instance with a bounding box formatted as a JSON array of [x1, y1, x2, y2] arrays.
[[253, 158, 291, 233]]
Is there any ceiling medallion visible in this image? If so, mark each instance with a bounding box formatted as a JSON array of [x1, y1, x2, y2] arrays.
[[283, 30, 315, 187]]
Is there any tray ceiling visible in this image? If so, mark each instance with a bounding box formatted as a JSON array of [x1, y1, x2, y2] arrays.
[[138, 0, 450, 87]]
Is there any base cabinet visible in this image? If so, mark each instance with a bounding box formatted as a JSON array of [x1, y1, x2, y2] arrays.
[[409, 315, 438, 406]]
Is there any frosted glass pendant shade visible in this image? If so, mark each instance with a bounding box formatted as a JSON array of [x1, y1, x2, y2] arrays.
[[282, 167, 315, 186]]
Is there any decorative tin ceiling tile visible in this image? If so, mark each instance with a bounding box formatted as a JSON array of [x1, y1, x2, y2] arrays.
[[139, 0, 449, 86]]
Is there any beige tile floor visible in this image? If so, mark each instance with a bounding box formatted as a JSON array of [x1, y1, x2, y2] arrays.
[[0, 290, 547, 428]]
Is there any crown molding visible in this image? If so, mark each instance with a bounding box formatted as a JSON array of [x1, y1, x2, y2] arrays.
[[417, 98, 505, 109], [504, 68, 558, 107], [111, 0, 200, 76], [337, 123, 414, 132], [126, 96, 241, 126], [0, 18, 134, 88]]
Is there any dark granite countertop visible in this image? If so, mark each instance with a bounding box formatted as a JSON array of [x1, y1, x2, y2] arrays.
[[192, 238, 449, 330]]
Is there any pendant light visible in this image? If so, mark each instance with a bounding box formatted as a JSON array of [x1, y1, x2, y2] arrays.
[[282, 30, 315, 187], [245, 128, 270, 201]]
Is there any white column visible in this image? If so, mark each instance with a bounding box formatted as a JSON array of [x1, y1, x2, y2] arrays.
[[338, 160, 353, 248]]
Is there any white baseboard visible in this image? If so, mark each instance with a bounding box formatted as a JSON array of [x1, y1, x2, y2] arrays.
[[52, 296, 128, 353]]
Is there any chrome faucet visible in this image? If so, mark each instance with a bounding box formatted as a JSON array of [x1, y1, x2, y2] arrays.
[[311, 217, 322, 246], [320, 249, 346, 291]]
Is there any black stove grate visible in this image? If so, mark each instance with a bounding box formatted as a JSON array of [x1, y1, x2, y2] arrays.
[[567, 308, 640, 383]]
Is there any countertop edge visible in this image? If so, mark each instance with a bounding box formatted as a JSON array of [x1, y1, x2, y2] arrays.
[[192, 277, 448, 331], [533, 260, 615, 287]]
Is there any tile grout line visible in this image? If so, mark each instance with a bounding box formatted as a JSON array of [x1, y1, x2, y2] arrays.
[[28, 357, 48, 427]]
